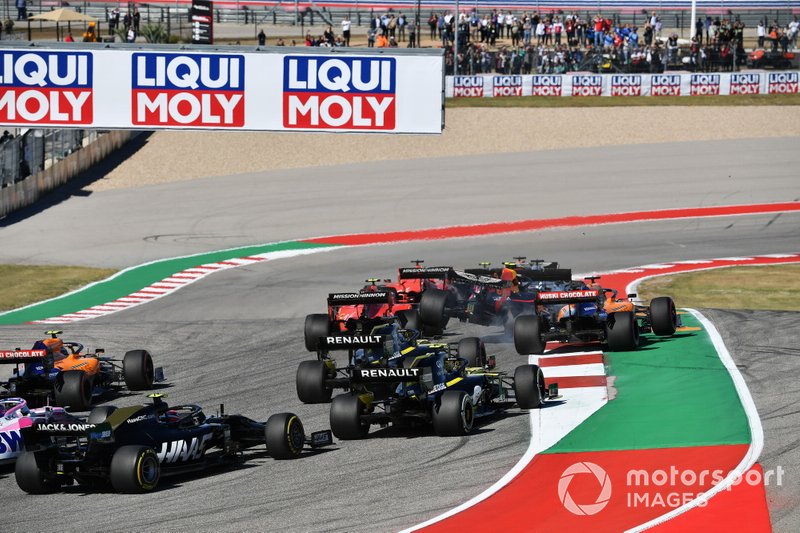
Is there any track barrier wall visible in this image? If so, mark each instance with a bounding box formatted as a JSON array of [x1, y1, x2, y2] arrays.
[[446, 70, 799, 96]]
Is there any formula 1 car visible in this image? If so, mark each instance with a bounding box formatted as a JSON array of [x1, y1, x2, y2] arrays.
[[14, 394, 334, 494], [328, 339, 557, 439], [512, 275, 678, 354], [0, 331, 164, 411], [418, 260, 573, 331], [0, 398, 87, 465], [297, 322, 487, 404]]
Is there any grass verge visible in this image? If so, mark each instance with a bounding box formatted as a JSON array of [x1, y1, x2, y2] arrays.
[[447, 93, 800, 108], [0, 265, 117, 313], [638, 264, 800, 311]]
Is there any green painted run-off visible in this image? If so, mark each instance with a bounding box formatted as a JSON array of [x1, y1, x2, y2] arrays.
[[0, 241, 337, 325], [544, 313, 751, 453]]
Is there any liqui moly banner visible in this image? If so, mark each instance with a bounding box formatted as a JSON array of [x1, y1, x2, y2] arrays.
[[445, 71, 791, 98], [0, 44, 444, 133]]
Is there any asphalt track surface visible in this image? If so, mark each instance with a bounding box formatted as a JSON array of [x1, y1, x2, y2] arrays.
[[0, 136, 798, 531]]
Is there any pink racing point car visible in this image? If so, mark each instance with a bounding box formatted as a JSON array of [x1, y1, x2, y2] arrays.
[[0, 398, 83, 465]]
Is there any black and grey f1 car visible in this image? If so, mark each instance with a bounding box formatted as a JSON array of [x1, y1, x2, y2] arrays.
[[14, 394, 333, 494]]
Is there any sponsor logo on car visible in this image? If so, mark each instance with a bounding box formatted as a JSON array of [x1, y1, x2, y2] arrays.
[[283, 56, 396, 129], [157, 433, 212, 463], [0, 51, 93, 124], [354, 367, 421, 381], [324, 335, 383, 345], [37, 423, 97, 432], [0, 350, 47, 359], [452, 75, 484, 97], [127, 414, 154, 424], [132, 52, 245, 127], [0, 430, 22, 454], [538, 290, 600, 301], [493, 75, 522, 97]]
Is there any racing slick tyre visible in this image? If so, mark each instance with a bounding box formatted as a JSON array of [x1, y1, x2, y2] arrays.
[[123, 349, 155, 390], [513, 315, 545, 355], [88, 405, 117, 424], [304, 314, 331, 352], [606, 311, 640, 351], [330, 394, 369, 440], [265, 413, 306, 459], [54, 370, 92, 411], [15, 451, 58, 494], [433, 390, 474, 437], [458, 337, 487, 367], [296, 361, 332, 404], [110, 445, 160, 493], [419, 289, 450, 330], [649, 296, 677, 336], [399, 309, 421, 330], [514, 364, 546, 409]]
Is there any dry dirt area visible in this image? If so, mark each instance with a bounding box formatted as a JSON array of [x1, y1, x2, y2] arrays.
[[88, 106, 800, 191]]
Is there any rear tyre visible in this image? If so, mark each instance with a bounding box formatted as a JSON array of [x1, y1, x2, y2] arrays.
[[513, 315, 545, 355], [87, 405, 117, 424], [296, 360, 332, 404], [419, 289, 450, 330], [265, 412, 305, 459], [432, 390, 474, 436], [649, 296, 677, 336], [606, 311, 640, 351], [304, 314, 331, 352], [54, 370, 92, 411], [330, 394, 369, 440], [15, 451, 58, 494], [123, 349, 155, 390], [109, 446, 160, 493], [514, 364, 545, 409], [399, 309, 421, 331], [457, 337, 486, 367]]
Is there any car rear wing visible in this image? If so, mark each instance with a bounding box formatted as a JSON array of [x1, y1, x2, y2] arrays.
[[21, 420, 112, 451], [450, 270, 506, 288], [0, 349, 47, 364], [327, 292, 392, 306], [517, 268, 573, 282], [397, 266, 454, 280], [318, 334, 386, 351], [535, 289, 601, 304]]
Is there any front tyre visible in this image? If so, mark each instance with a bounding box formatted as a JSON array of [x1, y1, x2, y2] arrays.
[[123, 349, 155, 390], [110, 446, 160, 493], [265, 413, 305, 459], [432, 390, 474, 436], [330, 394, 369, 440], [514, 364, 545, 409], [649, 296, 677, 336]]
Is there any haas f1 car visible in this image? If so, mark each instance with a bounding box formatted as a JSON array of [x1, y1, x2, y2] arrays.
[[512, 276, 678, 354], [297, 323, 488, 404], [1, 331, 164, 411], [15, 394, 333, 494], [326, 337, 558, 439], [418, 261, 573, 331]]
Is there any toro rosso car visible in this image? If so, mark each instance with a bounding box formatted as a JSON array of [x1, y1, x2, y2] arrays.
[[512, 275, 678, 354], [0, 330, 164, 411], [15, 394, 333, 494], [297, 322, 488, 404], [418, 261, 573, 331], [0, 398, 85, 465], [328, 338, 558, 439]]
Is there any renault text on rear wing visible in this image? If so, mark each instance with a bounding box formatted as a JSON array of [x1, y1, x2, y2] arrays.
[[536, 290, 600, 304], [318, 335, 385, 350], [0, 349, 47, 364], [327, 292, 392, 306], [397, 267, 454, 280]]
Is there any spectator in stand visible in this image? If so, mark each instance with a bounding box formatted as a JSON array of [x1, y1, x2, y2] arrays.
[[757, 21, 765, 48], [367, 26, 376, 48], [535, 19, 545, 45], [554, 17, 563, 45], [257, 29, 266, 46], [305, 32, 313, 46], [407, 17, 417, 48], [276, 38, 285, 46], [376, 30, 388, 48], [705, 15, 712, 44], [789, 17, 799, 50], [695, 18, 703, 42], [644, 23, 653, 46], [398, 13, 406, 42], [341, 16, 351, 47], [429, 13, 438, 41], [15, 0, 25, 21], [1, 131, 13, 143], [323, 25, 335, 46], [523, 16, 532, 46], [64, 32, 74, 42], [387, 14, 397, 39], [389, 36, 398, 48], [593, 14, 604, 48], [133, 9, 140, 33]]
